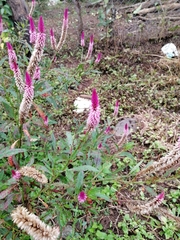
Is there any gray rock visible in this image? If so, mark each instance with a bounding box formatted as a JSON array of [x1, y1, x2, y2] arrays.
[[114, 117, 138, 137]]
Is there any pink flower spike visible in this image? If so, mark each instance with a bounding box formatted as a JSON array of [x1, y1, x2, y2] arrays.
[[50, 28, 54, 37], [95, 52, 102, 64], [90, 34, 94, 44], [38, 16, 45, 33], [64, 8, 68, 21], [6, 42, 13, 50], [113, 100, 119, 117], [85, 34, 94, 60], [29, 16, 35, 32], [92, 89, 99, 110], [104, 126, 111, 134], [19, 72, 34, 123], [50, 28, 56, 50], [98, 142, 102, 150], [12, 170, 21, 180], [81, 31, 85, 47], [87, 89, 100, 130], [63, 9, 68, 27], [44, 115, 48, 126], [29, 16, 36, 43], [25, 72, 32, 87], [78, 191, 87, 203], [33, 66, 40, 80], [124, 123, 129, 136], [157, 192, 165, 202], [7, 42, 18, 70], [0, 15, 3, 34]]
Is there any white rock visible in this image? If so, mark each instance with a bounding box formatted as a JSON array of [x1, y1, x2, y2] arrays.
[[48, 0, 59, 6], [74, 97, 91, 113], [161, 43, 179, 58]]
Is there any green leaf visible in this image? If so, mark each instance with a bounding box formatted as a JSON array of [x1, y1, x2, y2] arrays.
[[0, 96, 9, 105], [2, 102, 15, 119], [66, 131, 73, 147], [120, 151, 135, 160], [0, 56, 8, 66], [66, 170, 74, 182], [129, 160, 143, 175], [95, 192, 112, 202], [70, 165, 99, 172], [0, 148, 26, 159], [51, 132, 56, 150], [75, 171, 84, 191], [96, 230, 107, 239], [36, 87, 53, 96]]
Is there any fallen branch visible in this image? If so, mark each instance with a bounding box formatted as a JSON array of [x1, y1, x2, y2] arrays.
[[138, 16, 180, 21], [136, 3, 180, 15]]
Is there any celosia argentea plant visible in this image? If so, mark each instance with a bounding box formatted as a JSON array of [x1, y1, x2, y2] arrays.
[[0, 2, 180, 239]]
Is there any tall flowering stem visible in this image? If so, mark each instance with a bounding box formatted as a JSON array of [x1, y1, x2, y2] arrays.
[[95, 52, 102, 64], [136, 138, 180, 180], [19, 72, 34, 124], [50, 28, 56, 50], [87, 89, 100, 130], [127, 192, 165, 215], [56, 9, 68, 51], [27, 16, 46, 79], [117, 123, 128, 147], [0, 15, 3, 34], [7, 42, 17, 70], [29, 16, 36, 44], [29, 0, 36, 17], [85, 34, 94, 60], [7, 43, 25, 93], [81, 31, 85, 47], [12, 62, 25, 93]]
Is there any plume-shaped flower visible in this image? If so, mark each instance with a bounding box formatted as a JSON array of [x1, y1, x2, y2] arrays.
[[11, 206, 60, 240], [113, 100, 119, 117], [127, 192, 165, 215], [12, 170, 21, 180], [33, 66, 40, 80], [81, 31, 85, 47], [95, 52, 102, 64], [12, 62, 25, 93], [29, 16, 36, 44], [7, 42, 17, 70], [50, 28, 56, 50], [0, 15, 3, 34], [85, 35, 94, 60], [29, 0, 36, 17], [117, 123, 129, 147], [87, 89, 100, 130], [19, 166, 48, 184], [104, 126, 111, 134], [78, 191, 87, 203], [19, 72, 34, 124], [27, 16, 46, 79], [136, 137, 180, 180], [56, 9, 68, 51]]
